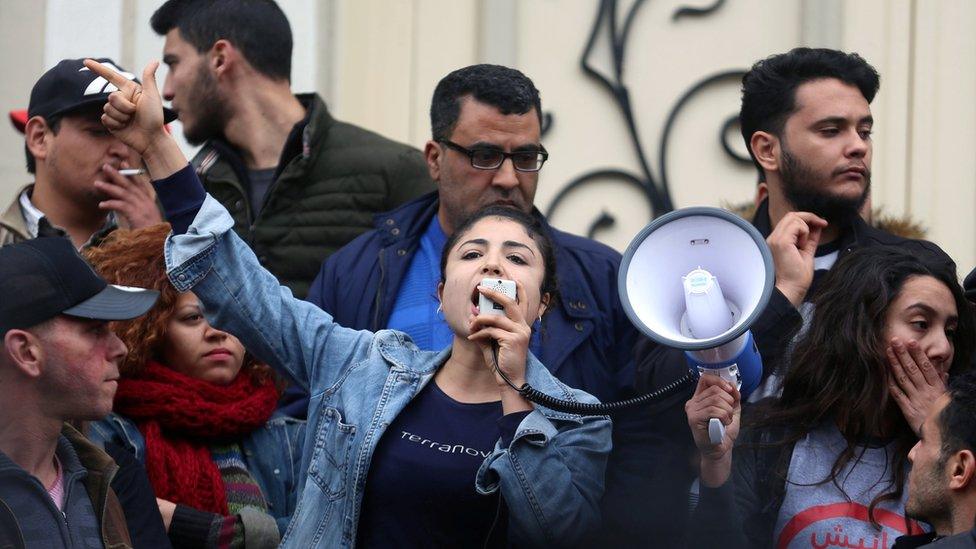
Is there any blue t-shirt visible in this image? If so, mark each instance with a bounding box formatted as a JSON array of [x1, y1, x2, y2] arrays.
[[387, 215, 453, 350], [357, 381, 527, 548]]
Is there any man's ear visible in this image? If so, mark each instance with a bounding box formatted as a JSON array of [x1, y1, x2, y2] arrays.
[[24, 116, 52, 165], [949, 449, 976, 491], [3, 329, 44, 379], [424, 140, 442, 183], [209, 39, 237, 76], [754, 182, 769, 208], [750, 131, 780, 174]]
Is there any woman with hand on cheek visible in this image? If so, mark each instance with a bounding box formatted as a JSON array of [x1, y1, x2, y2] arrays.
[[685, 246, 974, 549], [83, 58, 611, 548]]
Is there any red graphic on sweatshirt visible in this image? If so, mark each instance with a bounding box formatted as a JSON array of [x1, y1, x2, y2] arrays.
[[777, 502, 925, 549]]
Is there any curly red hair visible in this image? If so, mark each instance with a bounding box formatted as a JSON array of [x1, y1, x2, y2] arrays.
[[85, 224, 276, 385]]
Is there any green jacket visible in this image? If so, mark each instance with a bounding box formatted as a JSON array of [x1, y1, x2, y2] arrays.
[[192, 93, 434, 299]]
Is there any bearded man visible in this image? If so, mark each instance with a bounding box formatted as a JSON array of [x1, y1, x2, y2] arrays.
[[625, 48, 955, 547], [150, 0, 433, 299]]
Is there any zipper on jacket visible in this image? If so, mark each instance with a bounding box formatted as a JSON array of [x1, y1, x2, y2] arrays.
[[50, 475, 73, 545]]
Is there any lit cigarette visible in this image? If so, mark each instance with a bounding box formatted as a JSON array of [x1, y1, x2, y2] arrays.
[[118, 168, 146, 176]]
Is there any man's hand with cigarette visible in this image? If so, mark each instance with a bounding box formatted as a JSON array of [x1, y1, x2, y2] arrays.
[[94, 161, 163, 230]]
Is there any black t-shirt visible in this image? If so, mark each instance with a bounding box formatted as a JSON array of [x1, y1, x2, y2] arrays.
[[357, 381, 526, 548], [247, 167, 277, 214], [104, 442, 172, 548]]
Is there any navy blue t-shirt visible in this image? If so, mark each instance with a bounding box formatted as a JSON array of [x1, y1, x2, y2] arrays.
[[357, 380, 527, 548]]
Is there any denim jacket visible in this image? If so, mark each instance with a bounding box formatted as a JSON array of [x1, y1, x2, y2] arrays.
[[88, 412, 305, 535], [163, 194, 612, 548]]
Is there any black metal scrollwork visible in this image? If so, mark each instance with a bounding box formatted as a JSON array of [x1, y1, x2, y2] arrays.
[[545, 0, 752, 239]]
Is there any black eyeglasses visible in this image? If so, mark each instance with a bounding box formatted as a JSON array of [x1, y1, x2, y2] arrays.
[[438, 140, 549, 172]]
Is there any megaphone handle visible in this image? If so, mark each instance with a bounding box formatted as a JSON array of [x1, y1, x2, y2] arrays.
[[708, 417, 726, 446]]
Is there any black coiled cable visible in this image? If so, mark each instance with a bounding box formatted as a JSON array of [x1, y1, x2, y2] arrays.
[[490, 342, 697, 416]]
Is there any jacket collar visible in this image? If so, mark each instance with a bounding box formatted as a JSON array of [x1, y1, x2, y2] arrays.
[[373, 191, 441, 247], [0, 185, 115, 248], [0, 184, 32, 241], [197, 93, 331, 184], [752, 197, 864, 252], [60, 423, 116, 481]]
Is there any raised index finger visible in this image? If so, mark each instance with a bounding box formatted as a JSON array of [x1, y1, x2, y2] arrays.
[[83, 59, 136, 91]]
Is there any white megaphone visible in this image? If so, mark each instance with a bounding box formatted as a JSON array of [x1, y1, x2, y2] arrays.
[[618, 207, 774, 445]]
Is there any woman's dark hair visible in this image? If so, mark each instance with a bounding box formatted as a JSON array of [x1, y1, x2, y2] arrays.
[[752, 245, 974, 524], [439, 205, 558, 310]]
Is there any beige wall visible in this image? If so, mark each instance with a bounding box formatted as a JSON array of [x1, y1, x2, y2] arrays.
[[1, 0, 973, 270], [0, 1, 45, 193]]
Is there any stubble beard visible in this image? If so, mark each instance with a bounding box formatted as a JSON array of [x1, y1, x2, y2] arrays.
[[905, 461, 953, 527], [182, 64, 232, 146], [779, 146, 870, 226]]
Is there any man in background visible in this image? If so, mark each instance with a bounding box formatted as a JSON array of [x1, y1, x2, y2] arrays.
[[1, 58, 172, 249], [150, 0, 433, 298], [898, 371, 976, 547]]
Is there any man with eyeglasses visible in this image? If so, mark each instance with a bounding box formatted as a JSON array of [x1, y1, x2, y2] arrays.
[[304, 63, 643, 542], [307, 62, 633, 402]]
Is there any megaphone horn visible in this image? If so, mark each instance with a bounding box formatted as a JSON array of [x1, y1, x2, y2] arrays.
[[618, 207, 775, 443]]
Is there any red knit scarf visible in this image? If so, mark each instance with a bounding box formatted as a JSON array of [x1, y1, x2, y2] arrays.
[[113, 361, 280, 515]]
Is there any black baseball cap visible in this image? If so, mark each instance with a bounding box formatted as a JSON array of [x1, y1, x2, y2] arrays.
[[0, 237, 159, 336], [28, 57, 176, 123]]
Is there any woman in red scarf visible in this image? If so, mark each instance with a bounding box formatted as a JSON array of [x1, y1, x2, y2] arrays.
[[86, 224, 304, 549]]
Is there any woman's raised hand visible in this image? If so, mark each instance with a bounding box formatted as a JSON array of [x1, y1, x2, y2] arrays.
[[84, 59, 187, 180], [468, 280, 532, 392], [83, 59, 165, 155], [887, 336, 948, 436]]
